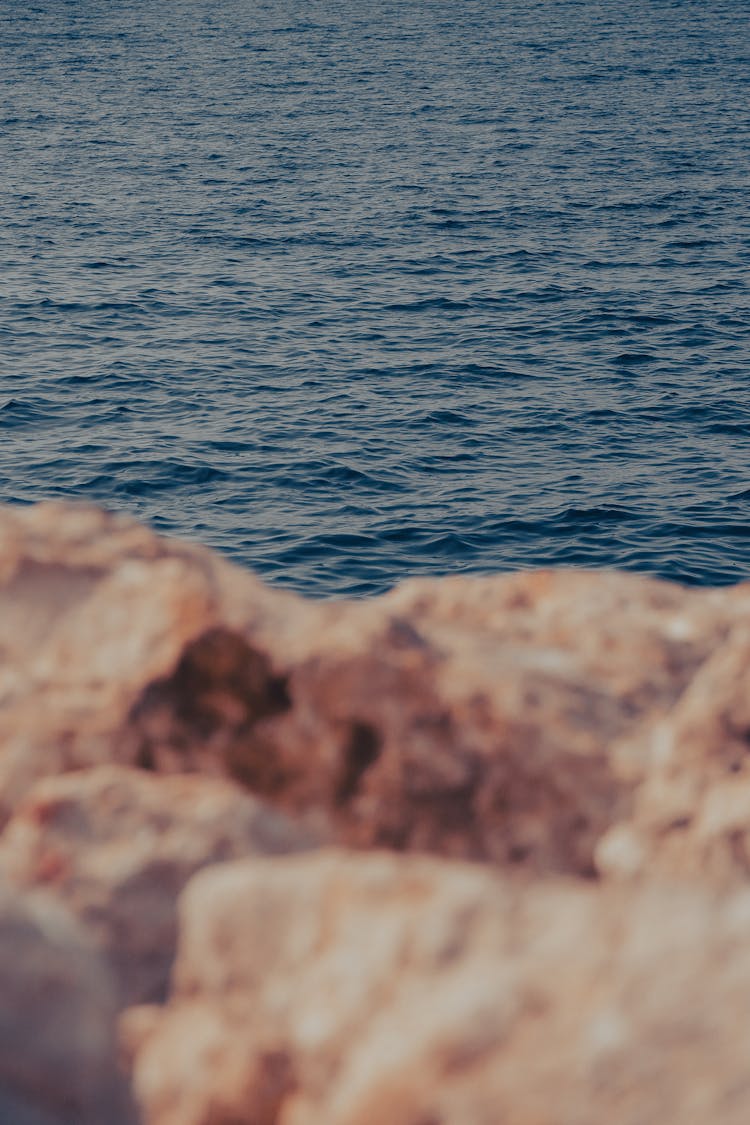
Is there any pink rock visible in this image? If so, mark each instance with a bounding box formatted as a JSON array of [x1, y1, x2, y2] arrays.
[[0, 879, 133, 1123], [7, 502, 750, 1123], [121, 563, 749, 876], [4, 500, 750, 879], [127, 849, 750, 1125], [0, 765, 313, 1006]]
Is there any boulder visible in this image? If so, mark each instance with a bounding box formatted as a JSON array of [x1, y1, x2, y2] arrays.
[[0, 879, 133, 1124], [8, 502, 750, 1124], [127, 849, 750, 1125], [597, 624, 750, 883], [0, 501, 301, 825], [0, 765, 314, 1006], [6, 502, 750, 878]]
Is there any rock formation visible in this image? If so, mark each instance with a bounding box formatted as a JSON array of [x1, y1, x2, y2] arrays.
[[0, 879, 134, 1124], [0, 766, 313, 1007], [126, 851, 750, 1125], [2, 500, 750, 1122]]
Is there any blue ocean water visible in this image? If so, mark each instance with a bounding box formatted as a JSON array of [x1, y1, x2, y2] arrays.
[[1, 0, 749, 596]]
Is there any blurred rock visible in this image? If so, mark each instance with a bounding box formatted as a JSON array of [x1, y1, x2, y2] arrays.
[[0, 879, 133, 1124], [8, 502, 750, 1123], [0, 501, 299, 825], [7, 501, 750, 877], [596, 624, 750, 884], [0, 765, 314, 1006], [127, 849, 750, 1125]]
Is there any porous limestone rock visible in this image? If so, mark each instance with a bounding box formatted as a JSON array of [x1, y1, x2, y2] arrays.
[[124, 565, 742, 875], [0, 501, 304, 825], [0, 765, 313, 1006], [596, 624, 750, 883], [6, 501, 750, 878], [0, 879, 134, 1124], [126, 849, 750, 1125], [7, 502, 750, 1124]]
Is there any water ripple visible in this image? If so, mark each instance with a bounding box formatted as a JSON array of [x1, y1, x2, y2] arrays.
[[1, 0, 749, 595]]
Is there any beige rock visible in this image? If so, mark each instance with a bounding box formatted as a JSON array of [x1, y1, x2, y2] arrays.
[[96, 560, 750, 878], [0, 878, 134, 1124], [127, 849, 750, 1125], [0, 765, 313, 1006], [0, 502, 307, 825], [7, 501, 750, 878], [595, 625, 750, 883], [9, 502, 750, 1123]]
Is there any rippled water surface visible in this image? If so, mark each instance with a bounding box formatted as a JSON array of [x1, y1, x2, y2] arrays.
[[2, 0, 749, 595]]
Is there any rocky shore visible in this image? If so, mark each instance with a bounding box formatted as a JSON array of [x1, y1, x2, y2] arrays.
[[2, 501, 750, 1123]]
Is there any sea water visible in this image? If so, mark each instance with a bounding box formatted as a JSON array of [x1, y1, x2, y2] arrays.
[[2, 0, 749, 595]]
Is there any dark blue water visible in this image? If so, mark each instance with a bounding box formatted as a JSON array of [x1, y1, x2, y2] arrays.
[[2, 0, 749, 596]]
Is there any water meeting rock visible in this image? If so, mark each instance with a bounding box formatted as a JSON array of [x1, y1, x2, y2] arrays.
[[4, 500, 750, 878], [4, 501, 750, 1122]]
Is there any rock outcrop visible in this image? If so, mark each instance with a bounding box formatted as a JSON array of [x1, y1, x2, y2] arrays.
[[0, 765, 314, 1007], [4, 501, 750, 879], [125, 850, 750, 1125], [3, 500, 750, 1122], [0, 879, 134, 1124]]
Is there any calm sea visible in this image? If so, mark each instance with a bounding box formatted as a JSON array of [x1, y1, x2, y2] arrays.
[[2, 0, 749, 595]]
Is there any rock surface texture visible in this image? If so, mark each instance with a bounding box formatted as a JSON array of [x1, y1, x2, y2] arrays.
[[0, 879, 134, 1124], [2, 502, 750, 1121], [127, 851, 750, 1125], [0, 765, 314, 1006]]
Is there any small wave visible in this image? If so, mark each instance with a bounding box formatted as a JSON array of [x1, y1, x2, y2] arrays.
[[0, 399, 46, 426], [611, 353, 656, 366]]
